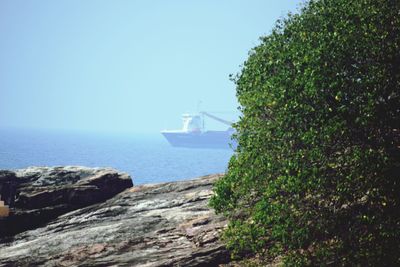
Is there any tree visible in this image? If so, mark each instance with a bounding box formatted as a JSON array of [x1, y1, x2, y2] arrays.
[[210, 0, 400, 265]]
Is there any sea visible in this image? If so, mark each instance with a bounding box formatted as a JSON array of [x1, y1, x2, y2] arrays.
[[0, 128, 234, 184]]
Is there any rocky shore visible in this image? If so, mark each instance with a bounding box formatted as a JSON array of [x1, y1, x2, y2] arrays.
[[0, 166, 133, 238], [0, 167, 229, 266]]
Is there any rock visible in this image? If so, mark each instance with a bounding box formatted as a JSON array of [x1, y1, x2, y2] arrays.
[[0, 171, 18, 208], [0, 166, 133, 238], [0, 174, 229, 267]]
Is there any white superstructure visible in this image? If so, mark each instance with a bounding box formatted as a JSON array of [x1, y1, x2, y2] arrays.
[[162, 114, 203, 133]]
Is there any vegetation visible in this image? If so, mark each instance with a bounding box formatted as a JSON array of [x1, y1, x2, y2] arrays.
[[210, 0, 400, 265]]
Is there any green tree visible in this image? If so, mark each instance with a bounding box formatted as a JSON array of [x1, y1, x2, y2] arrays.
[[210, 0, 400, 265]]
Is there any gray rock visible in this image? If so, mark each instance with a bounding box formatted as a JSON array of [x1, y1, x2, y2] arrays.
[[0, 174, 229, 267], [0, 166, 133, 237]]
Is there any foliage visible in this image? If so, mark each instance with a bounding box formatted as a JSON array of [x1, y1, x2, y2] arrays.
[[210, 0, 400, 265]]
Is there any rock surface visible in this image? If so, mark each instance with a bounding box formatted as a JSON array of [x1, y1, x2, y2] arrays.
[[0, 173, 229, 267], [0, 166, 133, 237]]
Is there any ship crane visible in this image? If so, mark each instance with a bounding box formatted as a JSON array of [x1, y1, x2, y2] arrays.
[[200, 112, 234, 127]]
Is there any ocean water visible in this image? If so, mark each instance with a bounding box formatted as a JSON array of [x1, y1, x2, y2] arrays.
[[0, 129, 234, 184]]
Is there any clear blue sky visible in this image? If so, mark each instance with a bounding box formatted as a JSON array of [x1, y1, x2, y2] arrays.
[[0, 0, 301, 134]]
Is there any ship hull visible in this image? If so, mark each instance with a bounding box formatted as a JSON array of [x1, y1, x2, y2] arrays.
[[161, 131, 236, 149]]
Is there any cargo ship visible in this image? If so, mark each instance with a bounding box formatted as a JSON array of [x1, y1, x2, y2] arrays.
[[161, 112, 236, 149]]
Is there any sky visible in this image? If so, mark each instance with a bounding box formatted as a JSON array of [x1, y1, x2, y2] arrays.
[[0, 0, 302, 134]]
